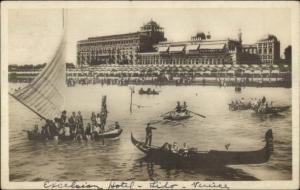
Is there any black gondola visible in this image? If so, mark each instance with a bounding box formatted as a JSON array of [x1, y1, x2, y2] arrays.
[[131, 129, 273, 166]]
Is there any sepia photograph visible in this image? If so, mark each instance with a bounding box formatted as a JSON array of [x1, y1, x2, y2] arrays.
[[1, 1, 299, 189]]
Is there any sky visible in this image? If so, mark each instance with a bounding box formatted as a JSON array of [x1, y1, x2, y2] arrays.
[[8, 8, 291, 65]]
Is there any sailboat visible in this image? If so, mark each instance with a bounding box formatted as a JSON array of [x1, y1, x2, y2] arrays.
[[9, 10, 122, 141], [10, 10, 67, 121]]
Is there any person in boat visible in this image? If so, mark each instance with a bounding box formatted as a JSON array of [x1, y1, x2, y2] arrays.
[[63, 123, 72, 140], [75, 123, 84, 141], [182, 143, 189, 157], [182, 101, 188, 113], [140, 87, 144, 93], [32, 124, 40, 136], [96, 113, 101, 128], [76, 111, 84, 133], [48, 120, 58, 139], [171, 142, 179, 153], [69, 112, 77, 135], [91, 112, 96, 127], [61, 110, 67, 125], [115, 121, 120, 129], [145, 123, 156, 146], [41, 120, 52, 140], [262, 96, 266, 104], [175, 101, 182, 113], [100, 111, 107, 132], [85, 123, 92, 140], [147, 88, 151, 93], [40, 125, 48, 139]]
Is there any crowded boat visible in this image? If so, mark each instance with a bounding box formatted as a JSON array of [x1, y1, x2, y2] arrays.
[[26, 96, 122, 141], [229, 96, 290, 114], [139, 88, 159, 95]]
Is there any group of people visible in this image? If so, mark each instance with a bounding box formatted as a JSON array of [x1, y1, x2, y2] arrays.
[[139, 87, 159, 94], [144, 123, 189, 156], [30, 110, 120, 141], [175, 101, 188, 113], [229, 96, 273, 112]]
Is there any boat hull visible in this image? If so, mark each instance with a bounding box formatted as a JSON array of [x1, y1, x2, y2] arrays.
[[27, 128, 123, 141], [131, 130, 273, 167], [163, 112, 192, 121]]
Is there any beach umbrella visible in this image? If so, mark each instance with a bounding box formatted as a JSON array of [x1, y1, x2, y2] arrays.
[[227, 70, 235, 74], [271, 70, 280, 74]]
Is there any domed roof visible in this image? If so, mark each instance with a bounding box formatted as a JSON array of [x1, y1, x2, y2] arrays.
[[140, 20, 163, 31]]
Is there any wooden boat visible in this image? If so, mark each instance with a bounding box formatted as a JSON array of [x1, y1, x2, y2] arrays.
[[131, 129, 273, 166], [235, 86, 242, 92], [139, 89, 159, 95], [27, 128, 122, 141], [228, 103, 252, 111], [254, 106, 290, 114], [163, 111, 192, 121]]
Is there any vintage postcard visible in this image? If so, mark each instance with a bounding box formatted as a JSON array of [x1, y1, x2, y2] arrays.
[[1, 1, 299, 189]]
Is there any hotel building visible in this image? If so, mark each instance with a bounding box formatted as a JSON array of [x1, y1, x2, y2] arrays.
[[77, 20, 281, 66], [77, 20, 166, 65]]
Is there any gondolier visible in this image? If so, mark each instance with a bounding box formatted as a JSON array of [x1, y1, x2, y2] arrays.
[[145, 123, 156, 146]]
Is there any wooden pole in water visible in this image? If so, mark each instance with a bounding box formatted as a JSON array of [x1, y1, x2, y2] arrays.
[[129, 86, 134, 113]]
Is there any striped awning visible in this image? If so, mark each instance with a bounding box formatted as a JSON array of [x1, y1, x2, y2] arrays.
[[262, 70, 270, 74], [186, 44, 199, 51], [169, 46, 185, 52], [158, 46, 169, 52], [271, 70, 280, 74], [199, 43, 225, 49]]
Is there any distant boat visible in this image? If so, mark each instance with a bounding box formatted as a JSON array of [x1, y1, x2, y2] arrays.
[[131, 129, 273, 167], [139, 88, 159, 95]]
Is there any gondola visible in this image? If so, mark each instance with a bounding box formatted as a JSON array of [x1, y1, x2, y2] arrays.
[[26, 128, 123, 141], [131, 129, 273, 166], [163, 111, 192, 121], [138, 89, 159, 95], [254, 106, 290, 114]]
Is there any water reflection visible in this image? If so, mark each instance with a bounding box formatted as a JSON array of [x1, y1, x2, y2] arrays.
[[136, 157, 259, 181]]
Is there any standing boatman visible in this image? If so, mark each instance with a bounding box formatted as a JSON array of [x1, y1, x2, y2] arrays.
[[145, 123, 156, 146]]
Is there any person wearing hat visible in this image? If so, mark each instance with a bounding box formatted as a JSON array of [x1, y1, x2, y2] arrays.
[[114, 121, 120, 130], [145, 123, 156, 146]]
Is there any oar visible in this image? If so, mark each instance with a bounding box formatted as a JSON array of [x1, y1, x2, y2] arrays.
[[188, 110, 206, 118], [160, 111, 172, 117]]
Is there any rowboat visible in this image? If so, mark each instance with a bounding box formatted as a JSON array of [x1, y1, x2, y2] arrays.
[[139, 89, 159, 95], [131, 129, 273, 166], [228, 103, 252, 111], [235, 86, 242, 92], [254, 106, 290, 114], [163, 111, 192, 121], [27, 128, 123, 141]]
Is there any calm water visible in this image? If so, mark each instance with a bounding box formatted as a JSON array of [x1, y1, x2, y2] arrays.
[[9, 84, 292, 181]]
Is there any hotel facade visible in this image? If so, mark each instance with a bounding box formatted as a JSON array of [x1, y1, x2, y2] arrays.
[[77, 20, 281, 66]]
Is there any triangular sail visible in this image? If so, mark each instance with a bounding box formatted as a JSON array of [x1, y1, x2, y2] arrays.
[[10, 29, 66, 120]]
